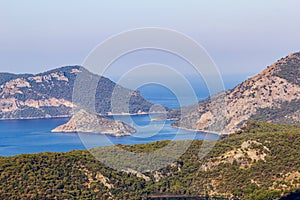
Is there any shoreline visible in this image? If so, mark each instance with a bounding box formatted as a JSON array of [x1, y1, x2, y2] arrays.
[[0, 115, 71, 121], [1, 137, 220, 158], [0, 111, 167, 121], [106, 111, 167, 116], [0, 113, 228, 137], [171, 124, 229, 136]]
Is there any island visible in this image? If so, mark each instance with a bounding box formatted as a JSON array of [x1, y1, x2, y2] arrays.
[[51, 109, 136, 137]]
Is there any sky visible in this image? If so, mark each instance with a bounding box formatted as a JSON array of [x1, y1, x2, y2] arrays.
[[0, 0, 300, 81]]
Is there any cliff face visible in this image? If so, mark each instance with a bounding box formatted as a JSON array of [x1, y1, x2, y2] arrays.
[[52, 110, 136, 136], [0, 66, 153, 120], [173, 52, 300, 134]]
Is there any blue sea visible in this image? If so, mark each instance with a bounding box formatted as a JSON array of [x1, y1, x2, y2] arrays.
[[0, 115, 220, 157], [0, 76, 244, 157]]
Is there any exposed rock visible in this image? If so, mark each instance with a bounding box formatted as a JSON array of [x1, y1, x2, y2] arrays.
[[78, 165, 114, 190], [122, 168, 151, 181], [200, 140, 270, 171], [0, 66, 154, 120], [52, 110, 136, 137], [172, 52, 300, 133]]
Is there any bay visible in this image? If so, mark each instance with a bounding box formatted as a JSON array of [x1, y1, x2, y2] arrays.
[[0, 115, 219, 156], [0, 83, 222, 157]]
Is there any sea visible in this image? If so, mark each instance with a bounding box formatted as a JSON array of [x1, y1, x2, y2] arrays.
[[0, 76, 245, 156]]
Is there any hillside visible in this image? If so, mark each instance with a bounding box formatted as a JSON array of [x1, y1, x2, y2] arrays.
[[172, 52, 300, 133], [1, 121, 300, 199], [0, 66, 153, 120]]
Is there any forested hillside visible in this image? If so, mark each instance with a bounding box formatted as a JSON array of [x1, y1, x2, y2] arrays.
[[1, 121, 300, 199]]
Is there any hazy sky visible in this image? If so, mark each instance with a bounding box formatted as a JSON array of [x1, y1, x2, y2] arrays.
[[0, 0, 300, 79]]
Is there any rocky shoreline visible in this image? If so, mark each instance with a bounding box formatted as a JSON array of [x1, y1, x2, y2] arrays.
[[52, 110, 136, 137]]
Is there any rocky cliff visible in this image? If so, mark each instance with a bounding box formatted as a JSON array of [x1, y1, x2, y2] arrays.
[[172, 52, 300, 134], [0, 66, 153, 120], [52, 109, 136, 136]]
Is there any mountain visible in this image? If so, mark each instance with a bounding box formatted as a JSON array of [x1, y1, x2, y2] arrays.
[[0, 66, 153, 119], [52, 109, 136, 136], [172, 52, 300, 134], [1, 121, 300, 199]]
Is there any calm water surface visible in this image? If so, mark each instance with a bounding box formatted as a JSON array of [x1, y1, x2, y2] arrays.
[[0, 85, 222, 156], [0, 115, 219, 156]]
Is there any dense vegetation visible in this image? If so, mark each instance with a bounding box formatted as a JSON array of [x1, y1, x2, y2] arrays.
[[1, 121, 300, 199]]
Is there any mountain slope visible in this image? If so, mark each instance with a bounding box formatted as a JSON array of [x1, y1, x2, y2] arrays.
[[173, 52, 300, 133], [1, 121, 300, 199], [0, 66, 153, 119]]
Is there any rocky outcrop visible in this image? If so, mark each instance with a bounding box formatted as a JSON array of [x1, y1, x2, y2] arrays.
[[0, 66, 153, 120], [200, 140, 270, 171], [172, 52, 300, 134], [52, 110, 136, 136]]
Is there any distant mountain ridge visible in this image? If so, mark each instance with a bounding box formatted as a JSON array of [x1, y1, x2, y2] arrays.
[[0, 66, 153, 120], [172, 52, 300, 133]]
